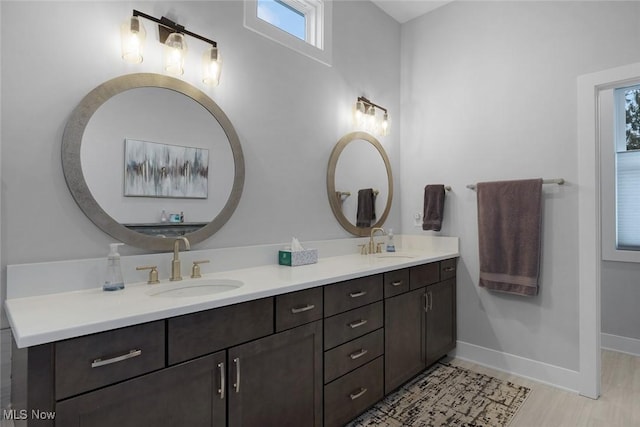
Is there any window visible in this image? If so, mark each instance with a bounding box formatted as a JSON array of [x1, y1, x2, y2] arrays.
[[244, 0, 332, 66], [614, 84, 640, 250]]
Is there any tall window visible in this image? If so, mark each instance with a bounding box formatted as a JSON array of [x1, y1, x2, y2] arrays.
[[614, 84, 640, 249], [244, 0, 332, 66]]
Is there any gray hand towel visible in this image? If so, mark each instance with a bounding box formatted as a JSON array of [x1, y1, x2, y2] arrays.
[[477, 179, 543, 296], [356, 188, 376, 227], [422, 185, 446, 231]]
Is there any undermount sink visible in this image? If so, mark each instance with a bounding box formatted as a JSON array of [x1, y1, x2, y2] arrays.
[[374, 253, 417, 260], [147, 279, 244, 298]]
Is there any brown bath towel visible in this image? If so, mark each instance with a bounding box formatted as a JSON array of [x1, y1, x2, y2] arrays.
[[477, 179, 543, 296], [356, 188, 376, 227], [422, 185, 446, 231]]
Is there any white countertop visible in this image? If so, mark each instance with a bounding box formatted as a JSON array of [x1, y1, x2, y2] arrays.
[[6, 241, 458, 348]]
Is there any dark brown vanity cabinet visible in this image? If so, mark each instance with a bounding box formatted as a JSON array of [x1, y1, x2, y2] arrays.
[[12, 258, 456, 427], [384, 259, 457, 394]]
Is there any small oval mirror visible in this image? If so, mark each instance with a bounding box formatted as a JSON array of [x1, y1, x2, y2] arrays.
[[327, 132, 393, 236]]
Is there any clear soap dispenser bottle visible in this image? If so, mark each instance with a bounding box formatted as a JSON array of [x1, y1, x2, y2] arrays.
[[103, 243, 125, 291], [386, 229, 396, 252]]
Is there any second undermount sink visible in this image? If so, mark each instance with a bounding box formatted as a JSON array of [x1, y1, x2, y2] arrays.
[[374, 253, 417, 260], [147, 279, 244, 298]]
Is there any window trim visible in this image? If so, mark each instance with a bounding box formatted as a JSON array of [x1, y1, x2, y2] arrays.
[[244, 0, 332, 66], [601, 80, 640, 262]]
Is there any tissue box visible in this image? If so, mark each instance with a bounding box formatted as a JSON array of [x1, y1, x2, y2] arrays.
[[278, 249, 318, 266]]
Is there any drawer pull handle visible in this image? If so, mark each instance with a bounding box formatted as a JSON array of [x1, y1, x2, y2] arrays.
[[349, 319, 368, 329], [233, 357, 241, 393], [391, 280, 404, 287], [291, 304, 315, 314], [349, 387, 368, 400], [443, 266, 455, 272], [349, 348, 368, 360], [349, 291, 367, 298], [91, 349, 142, 368], [218, 362, 225, 399]]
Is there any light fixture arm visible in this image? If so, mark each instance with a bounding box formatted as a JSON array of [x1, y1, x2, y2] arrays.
[[133, 9, 217, 48], [357, 96, 387, 114]]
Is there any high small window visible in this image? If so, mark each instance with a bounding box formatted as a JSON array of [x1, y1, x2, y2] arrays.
[[244, 0, 332, 66], [614, 84, 640, 250], [257, 0, 306, 41]]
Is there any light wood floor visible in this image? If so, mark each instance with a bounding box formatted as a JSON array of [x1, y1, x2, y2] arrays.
[[451, 350, 640, 427]]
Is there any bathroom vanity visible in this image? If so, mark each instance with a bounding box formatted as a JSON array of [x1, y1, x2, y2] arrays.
[[6, 239, 457, 427]]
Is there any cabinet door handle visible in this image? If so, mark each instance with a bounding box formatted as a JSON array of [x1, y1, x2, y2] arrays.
[[443, 266, 455, 272], [218, 362, 225, 399], [429, 291, 434, 311], [91, 349, 141, 368], [390, 280, 404, 287], [349, 319, 368, 329], [349, 291, 367, 298], [291, 304, 315, 314], [349, 387, 368, 400], [349, 348, 368, 360], [424, 292, 429, 312], [233, 357, 240, 393]]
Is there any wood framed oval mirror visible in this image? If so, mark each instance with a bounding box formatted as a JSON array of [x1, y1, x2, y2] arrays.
[[62, 73, 244, 250]]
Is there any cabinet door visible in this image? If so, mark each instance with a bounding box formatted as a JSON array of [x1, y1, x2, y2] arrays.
[[56, 352, 226, 427], [425, 278, 456, 367], [227, 320, 323, 427], [384, 288, 426, 394]]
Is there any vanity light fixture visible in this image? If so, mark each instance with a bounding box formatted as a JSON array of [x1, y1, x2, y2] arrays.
[[353, 97, 390, 136], [120, 10, 222, 86]]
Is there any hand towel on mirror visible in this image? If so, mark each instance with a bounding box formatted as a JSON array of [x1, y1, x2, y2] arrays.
[[477, 179, 543, 296], [356, 188, 376, 228], [422, 184, 446, 231]]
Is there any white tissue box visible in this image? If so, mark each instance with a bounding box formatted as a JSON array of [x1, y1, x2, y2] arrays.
[[278, 249, 318, 266]]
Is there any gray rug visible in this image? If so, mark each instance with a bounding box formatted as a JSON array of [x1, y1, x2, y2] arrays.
[[347, 362, 530, 427]]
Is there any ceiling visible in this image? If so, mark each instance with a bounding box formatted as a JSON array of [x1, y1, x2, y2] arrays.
[[371, 0, 453, 23]]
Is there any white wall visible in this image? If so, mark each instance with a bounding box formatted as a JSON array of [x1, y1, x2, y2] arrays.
[[0, 0, 400, 407], [400, 1, 640, 372]]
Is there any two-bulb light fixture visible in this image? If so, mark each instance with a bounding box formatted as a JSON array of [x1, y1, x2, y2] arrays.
[[353, 97, 390, 136], [120, 10, 222, 86]]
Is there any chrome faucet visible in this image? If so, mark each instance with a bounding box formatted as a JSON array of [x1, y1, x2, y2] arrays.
[[369, 227, 386, 254], [170, 237, 191, 281]]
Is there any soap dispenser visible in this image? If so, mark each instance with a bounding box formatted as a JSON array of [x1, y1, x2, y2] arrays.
[[103, 243, 125, 291], [386, 229, 396, 252]]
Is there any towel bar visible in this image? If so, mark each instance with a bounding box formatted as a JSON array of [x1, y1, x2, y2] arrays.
[[466, 178, 564, 191]]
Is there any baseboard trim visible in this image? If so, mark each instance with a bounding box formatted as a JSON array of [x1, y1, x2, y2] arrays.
[[451, 340, 581, 393], [601, 333, 640, 357]]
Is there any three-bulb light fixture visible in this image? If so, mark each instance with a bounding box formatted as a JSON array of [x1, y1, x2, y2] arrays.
[[354, 97, 390, 136], [120, 10, 222, 86]]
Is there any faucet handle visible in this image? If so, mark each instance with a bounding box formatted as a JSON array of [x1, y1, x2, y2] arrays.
[[191, 260, 210, 279], [376, 242, 385, 253], [136, 265, 160, 284], [358, 244, 369, 255]]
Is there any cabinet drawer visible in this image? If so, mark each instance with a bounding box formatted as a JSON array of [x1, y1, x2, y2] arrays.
[[55, 321, 165, 400], [275, 287, 323, 332], [324, 302, 383, 350], [384, 269, 410, 298], [324, 329, 383, 384], [168, 298, 273, 365], [324, 275, 383, 317], [441, 258, 457, 280], [410, 262, 440, 289], [324, 357, 384, 427]]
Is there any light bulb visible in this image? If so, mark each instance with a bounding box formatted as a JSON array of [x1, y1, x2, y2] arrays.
[[202, 46, 223, 86], [120, 16, 146, 64], [164, 33, 187, 76], [381, 112, 390, 136], [354, 100, 366, 127], [367, 105, 376, 131]]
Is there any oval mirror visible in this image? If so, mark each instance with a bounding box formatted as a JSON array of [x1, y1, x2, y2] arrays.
[[62, 73, 244, 251], [327, 132, 393, 236]]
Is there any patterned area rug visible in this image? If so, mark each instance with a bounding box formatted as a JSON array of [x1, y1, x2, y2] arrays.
[[348, 362, 530, 427]]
